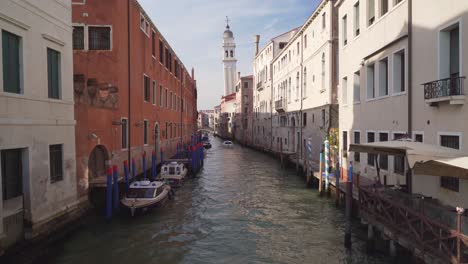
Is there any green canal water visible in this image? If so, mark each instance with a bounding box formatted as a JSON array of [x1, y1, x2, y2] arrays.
[[36, 137, 392, 263]]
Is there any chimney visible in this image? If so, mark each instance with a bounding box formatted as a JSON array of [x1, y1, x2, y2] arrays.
[[254, 35, 260, 55], [237, 72, 241, 82], [191, 67, 195, 80]]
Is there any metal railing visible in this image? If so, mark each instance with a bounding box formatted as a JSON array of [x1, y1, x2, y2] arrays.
[[256, 82, 263, 90], [423, 76, 465, 100]]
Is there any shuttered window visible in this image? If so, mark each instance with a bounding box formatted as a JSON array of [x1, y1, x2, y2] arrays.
[[47, 48, 61, 99], [49, 144, 63, 183], [2, 30, 21, 94], [1, 149, 23, 200]]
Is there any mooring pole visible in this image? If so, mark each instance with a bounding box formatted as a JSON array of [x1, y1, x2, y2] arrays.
[[112, 165, 119, 210], [319, 152, 323, 196], [131, 158, 136, 181], [160, 147, 164, 164], [324, 140, 330, 196], [344, 162, 353, 249], [151, 150, 156, 180], [106, 167, 113, 221], [456, 207, 464, 263], [142, 151, 147, 180], [335, 161, 340, 207], [123, 160, 129, 190]]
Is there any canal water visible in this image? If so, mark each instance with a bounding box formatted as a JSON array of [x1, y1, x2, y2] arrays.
[[40, 137, 391, 264]]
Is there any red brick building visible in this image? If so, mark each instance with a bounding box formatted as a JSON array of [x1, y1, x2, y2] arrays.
[[72, 0, 197, 199]]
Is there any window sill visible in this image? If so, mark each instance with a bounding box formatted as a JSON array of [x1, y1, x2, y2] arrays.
[[353, 101, 361, 105], [392, 91, 407, 97]]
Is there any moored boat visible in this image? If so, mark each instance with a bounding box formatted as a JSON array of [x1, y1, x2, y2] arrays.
[[203, 142, 212, 149], [158, 161, 188, 187], [121, 180, 171, 216]]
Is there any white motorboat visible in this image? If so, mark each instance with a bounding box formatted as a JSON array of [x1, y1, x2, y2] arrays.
[[223, 140, 233, 147], [121, 180, 171, 216], [158, 161, 188, 187]]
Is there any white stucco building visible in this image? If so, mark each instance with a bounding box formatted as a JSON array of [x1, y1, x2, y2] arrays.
[[271, 0, 339, 163], [252, 29, 298, 150], [0, 0, 79, 252]]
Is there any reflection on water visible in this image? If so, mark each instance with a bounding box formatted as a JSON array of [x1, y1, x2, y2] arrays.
[[43, 137, 391, 264]]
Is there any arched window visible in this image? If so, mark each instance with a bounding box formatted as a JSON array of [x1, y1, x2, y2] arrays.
[[225, 50, 228, 58], [288, 78, 291, 102], [303, 67, 307, 97], [322, 53, 326, 91], [230, 50, 234, 57], [296, 72, 300, 99]]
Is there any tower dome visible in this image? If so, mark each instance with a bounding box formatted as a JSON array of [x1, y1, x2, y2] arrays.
[[224, 25, 233, 38]]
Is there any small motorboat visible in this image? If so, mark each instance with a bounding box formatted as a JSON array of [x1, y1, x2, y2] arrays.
[[121, 180, 171, 216], [223, 140, 233, 147], [203, 142, 212, 149], [158, 161, 188, 188]]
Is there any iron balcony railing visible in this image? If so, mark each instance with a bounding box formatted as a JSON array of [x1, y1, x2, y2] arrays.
[[423, 76, 466, 100], [256, 81, 263, 90]]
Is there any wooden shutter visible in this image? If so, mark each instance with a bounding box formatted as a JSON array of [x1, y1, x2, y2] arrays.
[[47, 48, 60, 99], [2, 31, 21, 93]]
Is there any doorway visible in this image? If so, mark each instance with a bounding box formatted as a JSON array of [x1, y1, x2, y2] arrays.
[[88, 145, 109, 179]]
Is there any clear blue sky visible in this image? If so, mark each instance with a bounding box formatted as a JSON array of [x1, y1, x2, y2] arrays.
[[139, 0, 320, 110]]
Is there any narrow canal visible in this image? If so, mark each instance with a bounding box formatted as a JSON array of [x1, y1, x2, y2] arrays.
[[40, 137, 391, 264]]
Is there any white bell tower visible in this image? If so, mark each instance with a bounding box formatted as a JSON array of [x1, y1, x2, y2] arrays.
[[222, 17, 237, 96]]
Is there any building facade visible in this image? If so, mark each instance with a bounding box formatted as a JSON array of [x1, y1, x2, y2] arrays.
[[0, 0, 80, 251], [72, 0, 197, 200], [252, 29, 298, 150], [272, 0, 339, 164], [234, 75, 254, 145]]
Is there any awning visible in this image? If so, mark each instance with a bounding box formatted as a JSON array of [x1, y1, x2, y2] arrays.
[[349, 141, 468, 178]]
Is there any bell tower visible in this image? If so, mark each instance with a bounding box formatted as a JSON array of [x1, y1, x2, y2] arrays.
[[222, 16, 237, 96]]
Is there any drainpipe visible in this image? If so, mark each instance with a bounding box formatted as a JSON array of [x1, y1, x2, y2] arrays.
[[407, 0, 413, 193], [300, 33, 304, 162], [127, 0, 132, 165]]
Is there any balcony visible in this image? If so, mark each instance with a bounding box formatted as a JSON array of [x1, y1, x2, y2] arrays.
[[256, 81, 263, 91], [275, 98, 286, 113], [423, 76, 465, 106]]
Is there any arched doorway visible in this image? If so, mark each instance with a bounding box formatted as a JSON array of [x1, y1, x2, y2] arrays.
[[154, 123, 160, 154], [89, 145, 109, 179]]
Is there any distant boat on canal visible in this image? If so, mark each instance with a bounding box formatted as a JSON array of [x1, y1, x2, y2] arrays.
[[158, 161, 188, 188], [223, 140, 233, 147], [121, 180, 171, 217]]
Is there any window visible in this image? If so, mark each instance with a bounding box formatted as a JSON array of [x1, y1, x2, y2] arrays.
[[380, 0, 388, 16], [354, 71, 361, 102], [121, 118, 128, 149], [144, 120, 148, 145], [414, 134, 423, 143], [88, 27, 111, 50], [165, 88, 168, 108], [440, 134, 460, 191], [304, 34, 307, 48], [321, 109, 326, 128], [303, 68, 307, 98], [354, 131, 361, 162], [439, 23, 460, 79], [49, 144, 63, 183], [297, 42, 300, 55], [322, 12, 326, 29], [140, 14, 150, 36], [303, 113, 307, 127], [342, 77, 348, 104], [243, 82, 248, 89], [379, 58, 388, 96], [2, 30, 21, 94], [343, 131, 348, 154], [367, 64, 375, 98], [296, 72, 300, 99], [47, 48, 61, 99], [379, 133, 388, 170], [342, 15, 348, 46], [321, 53, 326, 91], [1, 149, 23, 200], [354, 1, 360, 36], [159, 85, 163, 106], [367, 132, 375, 166], [230, 50, 234, 57], [151, 31, 155, 57], [225, 50, 228, 58], [279, 42, 287, 49], [170, 92, 173, 109], [152, 81, 156, 105], [368, 0, 375, 26], [393, 50, 405, 93], [159, 40, 164, 63], [143, 75, 150, 102], [393, 133, 405, 174], [73, 26, 84, 50]]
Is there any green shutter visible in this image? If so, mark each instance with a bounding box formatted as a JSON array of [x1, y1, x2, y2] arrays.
[[47, 48, 60, 99], [2, 30, 21, 93]]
